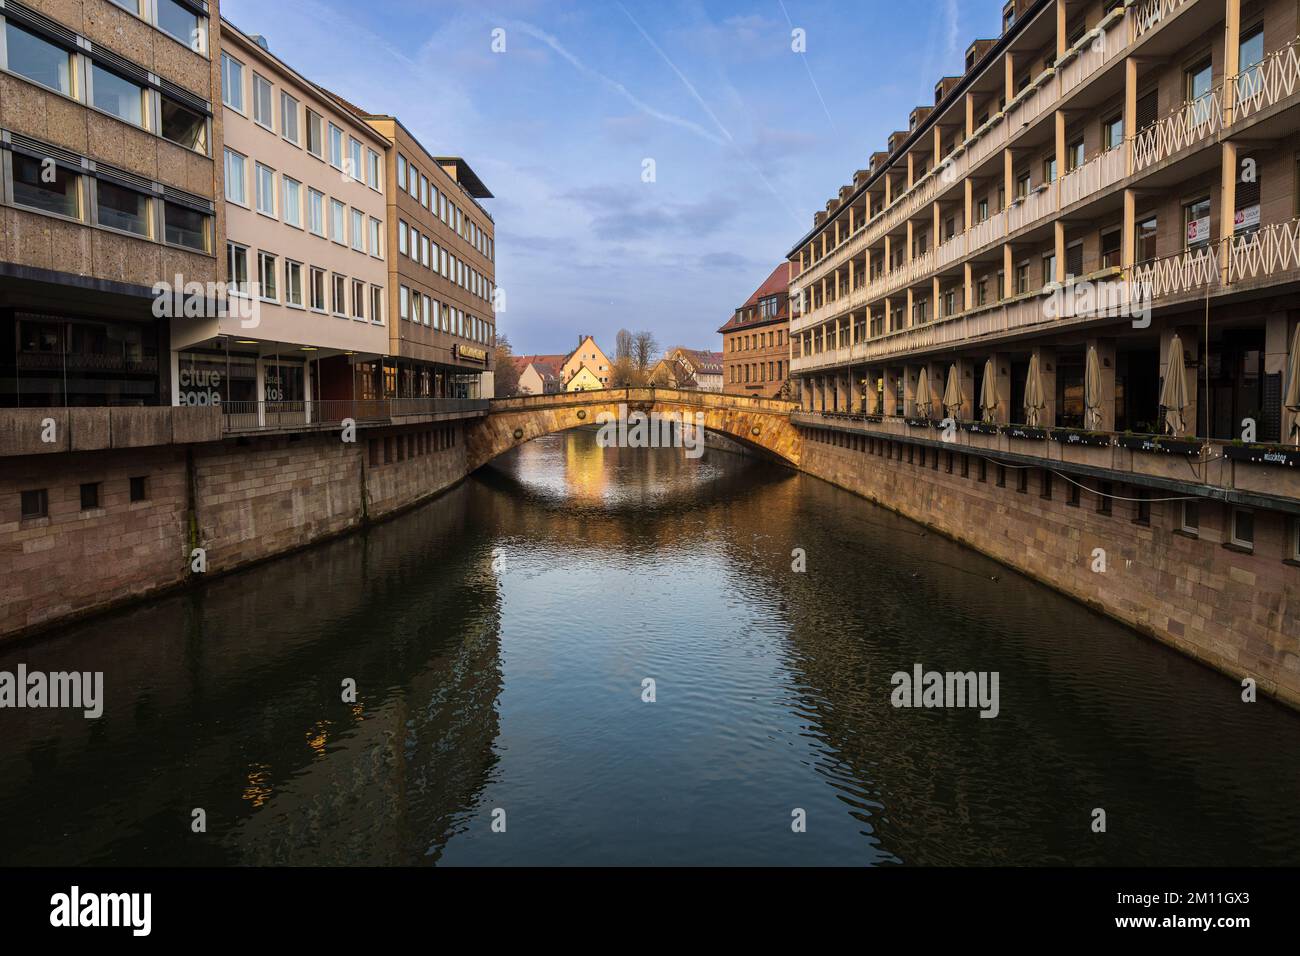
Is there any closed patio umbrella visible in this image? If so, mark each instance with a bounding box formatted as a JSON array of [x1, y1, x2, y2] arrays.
[[1159, 333, 1189, 437], [1084, 345, 1104, 431], [943, 363, 963, 420], [1286, 325, 1300, 446], [980, 357, 999, 423], [1024, 353, 1046, 427], [916, 366, 933, 418]]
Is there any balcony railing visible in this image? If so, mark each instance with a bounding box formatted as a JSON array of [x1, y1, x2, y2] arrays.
[[1059, 144, 1126, 208], [1132, 0, 1193, 41], [1233, 36, 1300, 122], [1133, 89, 1223, 171], [1006, 69, 1059, 133], [1227, 218, 1300, 285], [1129, 243, 1219, 301], [220, 398, 488, 433]]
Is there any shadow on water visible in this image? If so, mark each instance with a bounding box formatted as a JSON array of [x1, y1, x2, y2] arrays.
[[1, 428, 1298, 865]]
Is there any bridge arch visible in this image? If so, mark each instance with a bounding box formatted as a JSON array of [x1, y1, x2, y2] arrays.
[[465, 388, 801, 471]]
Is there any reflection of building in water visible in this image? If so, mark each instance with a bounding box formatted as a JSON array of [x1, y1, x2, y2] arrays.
[[563, 429, 609, 501], [0, 484, 503, 866]]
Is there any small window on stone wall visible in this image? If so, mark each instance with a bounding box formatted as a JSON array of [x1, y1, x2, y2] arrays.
[[1181, 500, 1200, 535], [21, 489, 48, 520], [130, 476, 148, 502], [80, 482, 100, 511], [1230, 508, 1255, 551]]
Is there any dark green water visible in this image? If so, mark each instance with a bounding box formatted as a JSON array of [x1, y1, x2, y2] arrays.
[[2, 429, 1298, 866]]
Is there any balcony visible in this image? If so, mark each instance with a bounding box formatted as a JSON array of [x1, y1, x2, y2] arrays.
[[1131, 0, 1195, 42], [1233, 35, 1300, 123], [220, 398, 489, 434], [1133, 89, 1223, 172], [1059, 144, 1126, 210]]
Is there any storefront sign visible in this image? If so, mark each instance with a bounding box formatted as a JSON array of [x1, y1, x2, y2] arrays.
[[456, 344, 487, 363], [1185, 216, 1210, 246], [1234, 205, 1260, 233]]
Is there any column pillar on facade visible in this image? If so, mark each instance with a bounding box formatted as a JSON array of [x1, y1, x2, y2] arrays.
[[963, 261, 975, 312], [1224, 0, 1241, 126], [1219, 140, 1238, 283], [1054, 220, 1067, 284], [1124, 58, 1137, 175], [1003, 244, 1015, 298], [1122, 188, 1137, 271]]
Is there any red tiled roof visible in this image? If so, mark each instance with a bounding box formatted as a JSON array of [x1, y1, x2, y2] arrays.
[[717, 264, 791, 334]]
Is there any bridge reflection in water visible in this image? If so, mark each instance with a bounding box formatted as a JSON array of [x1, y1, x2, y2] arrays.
[[1, 429, 1298, 865]]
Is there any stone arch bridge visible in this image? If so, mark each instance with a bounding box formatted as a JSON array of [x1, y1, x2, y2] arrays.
[[465, 388, 801, 471]]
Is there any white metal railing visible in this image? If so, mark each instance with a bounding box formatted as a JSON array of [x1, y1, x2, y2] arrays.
[[1007, 184, 1059, 233], [1227, 219, 1300, 284], [1132, 88, 1223, 170], [1132, 0, 1192, 41], [1129, 243, 1218, 301], [1232, 36, 1300, 122], [1059, 145, 1125, 208]]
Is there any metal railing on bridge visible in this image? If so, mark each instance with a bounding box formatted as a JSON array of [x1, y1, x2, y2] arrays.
[[220, 398, 488, 433]]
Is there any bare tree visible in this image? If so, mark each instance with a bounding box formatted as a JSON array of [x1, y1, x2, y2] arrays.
[[615, 329, 634, 362], [632, 331, 658, 373], [493, 333, 521, 398]]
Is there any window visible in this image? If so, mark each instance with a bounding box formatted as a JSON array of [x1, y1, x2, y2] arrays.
[[255, 163, 276, 216], [1136, 215, 1158, 263], [80, 482, 100, 510], [164, 202, 208, 251], [422, 293, 432, 326], [421, 174, 429, 208], [161, 96, 207, 153], [1042, 253, 1056, 287], [306, 109, 324, 158], [97, 180, 150, 236], [399, 285, 410, 321], [220, 53, 244, 112], [1290, 518, 1300, 563], [1103, 114, 1124, 151], [1100, 229, 1121, 269], [285, 260, 304, 307], [1230, 508, 1255, 550], [308, 189, 325, 236], [977, 198, 989, 223], [329, 123, 344, 168], [91, 64, 145, 127], [1016, 171, 1031, 199], [156, 0, 206, 53], [227, 242, 249, 294], [1239, 25, 1265, 95], [21, 489, 48, 520], [309, 267, 326, 311], [252, 74, 273, 129], [282, 177, 302, 228], [257, 250, 278, 301], [398, 221, 409, 256], [369, 218, 382, 257], [370, 286, 384, 324], [11, 154, 79, 218], [331, 274, 347, 316], [1065, 242, 1083, 280], [224, 148, 247, 205], [397, 154, 407, 189], [351, 208, 365, 251], [330, 199, 346, 244], [1044, 157, 1057, 183], [1066, 139, 1085, 172], [129, 476, 148, 503], [5, 22, 74, 95], [1067, 483, 1081, 507], [1184, 197, 1212, 249], [368, 150, 381, 190], [349, 137, 363, 181], [352, 279, 366, 319], [1134, 490, 1150, 525], [1097, 482, 1113, 516], [1015, 262, 1030, 295], [281, 92, 300, 144]]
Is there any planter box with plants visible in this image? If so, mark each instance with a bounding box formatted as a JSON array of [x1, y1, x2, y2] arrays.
[[863, 414, 883, 424], [961, 421, 1001, 435], [1223, 443, 1300, 467], [1002, 425, 1048, 441], [905, 417, 934, 429], [1116, 434, 1203, 456], [1049, 428, 1113, 448]]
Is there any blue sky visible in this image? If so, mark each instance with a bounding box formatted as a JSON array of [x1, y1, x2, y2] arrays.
[[221, 0, 1003, 356]]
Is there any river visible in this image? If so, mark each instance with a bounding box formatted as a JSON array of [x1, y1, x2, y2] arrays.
[[2, 428, 1298, 865]]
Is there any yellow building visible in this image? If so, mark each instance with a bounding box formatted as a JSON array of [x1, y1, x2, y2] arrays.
[[565, 365, 604, 392], [561, 335, 611, 388]]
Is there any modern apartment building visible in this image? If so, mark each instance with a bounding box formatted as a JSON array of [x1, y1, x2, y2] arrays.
[[719, 264, 791, 398], [324, 107, 497, 401], [786, 0, 1300, 699], [171, 22, 390, 417], [1, 0, 221, 407]]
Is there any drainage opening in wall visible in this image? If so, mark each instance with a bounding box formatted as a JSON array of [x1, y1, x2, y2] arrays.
[[577, 410, 587, 420], [513, 428, 524, 440]]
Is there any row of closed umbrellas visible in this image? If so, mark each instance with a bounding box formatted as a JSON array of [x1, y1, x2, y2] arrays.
[[902, 326, 1300, 443]]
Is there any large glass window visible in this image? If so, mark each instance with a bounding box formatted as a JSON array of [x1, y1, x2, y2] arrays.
[[329, 123, 344, 168], [156, 0, 206, 53], [308, 189, 325, 235], [257, 251, 278, 301], [227, 243, 249, 293], [330, 199, 346, 243], [1238, 25, 1264, 93], [164, 202, 207, 251], [351, 208, 365, 251], [282, 177, 302, 228], [252, 74, 274, 129], [285, 260, 304, 307], [161, 96, 207, 152], [96, 180, 151, 236], [349, 138, 363, 181], [220, 53, 244, 111], [281, 92, 300, 144], [91, 64, 145, 127], [11, 154, 80, 218], [224, 148, 247, 204], [255, 163, 276, 216], [1136, 215, 1158, 263], [1184, 196, 1212, 248], [306, 109, 324, 158], [5, 22, 74, 94]]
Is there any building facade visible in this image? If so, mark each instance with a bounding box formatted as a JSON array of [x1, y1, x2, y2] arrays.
[[561, 335, 610, 388], [1, 0, 222, 408], [515, 354, 563, 395], [720, 264, 791, 398], [786, 0, 1300, 702], [346, 113, 497, 401], [178, 23, 390, 418]]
